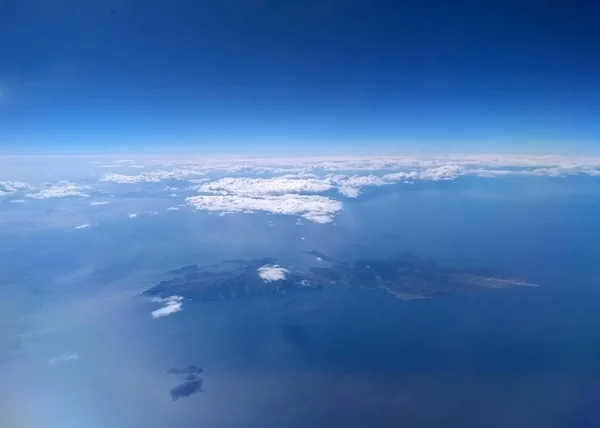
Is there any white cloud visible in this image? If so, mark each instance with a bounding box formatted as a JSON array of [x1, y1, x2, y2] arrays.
[[101, 169, 206, 183], [166, 206, 180, 211], [151, 296, 183, 318], [74, 224, 90, 229], [381, 165, 463, 182], [26, 181, 90, 199], [196, 176, 334, 197], [8, 199, 26, 203], [0, 181, 33, 196], [186, 194, 342, 223], [48, 353, 79, 366], [128, 213, 138, 218], [90, 201, 109, 206], [257, 264, 289, 282]]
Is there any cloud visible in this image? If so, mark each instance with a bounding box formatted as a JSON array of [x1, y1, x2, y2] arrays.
[[151, 296, 183, 318], [196, 177, 334, 196], [90, 201, 109, 206], [190, 167, 461, 205], [257, 264, 289, 282], [74, 224, 90, 229], [166, 207, 180, 211], [0, 181, 33, 196], [8, 199, 26, 203], [128, 213, 138, 218], [48, 353, 79, 365], [26, 181, 90, 199], [186, 194, 342, 223], [101, 169, 206, 183]]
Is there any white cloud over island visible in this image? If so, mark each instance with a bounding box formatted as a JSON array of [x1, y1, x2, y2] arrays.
[[151, 296, 184, 318], [257, 265, 289, 282]]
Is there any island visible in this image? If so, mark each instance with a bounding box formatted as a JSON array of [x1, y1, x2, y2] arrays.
[[143, 251, 538, 302]]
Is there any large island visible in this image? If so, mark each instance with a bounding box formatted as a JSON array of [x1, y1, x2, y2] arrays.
[[144, 251, 538, 302]]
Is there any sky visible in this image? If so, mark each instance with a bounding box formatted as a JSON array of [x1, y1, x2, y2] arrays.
[[1, 0, 599, 154]]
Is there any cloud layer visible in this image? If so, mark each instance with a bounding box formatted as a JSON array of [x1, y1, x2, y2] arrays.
[[5, 154, 600, 225]]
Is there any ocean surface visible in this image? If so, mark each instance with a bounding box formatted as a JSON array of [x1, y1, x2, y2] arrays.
[[2, 176, 600, 427]]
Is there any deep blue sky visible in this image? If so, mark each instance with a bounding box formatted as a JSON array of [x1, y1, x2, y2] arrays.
[[1, 0, 599, 154]]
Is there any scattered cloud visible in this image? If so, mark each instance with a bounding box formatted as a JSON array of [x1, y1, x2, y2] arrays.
[[151, 296, 183, 318], [0, 181, 33, 196], [186, 194, 342, 223], [166, 207, 180, 211], [101, 169, 206, 183], [48, 353, 79, 366], [6, 155, 600, 227], [8, 199, 26, 203], [74, 224, 90, 229], [26, 181, 90, 199], [128, 213, 138, 218], [257, 264, 289, 282], [196, 177, 334, 197]]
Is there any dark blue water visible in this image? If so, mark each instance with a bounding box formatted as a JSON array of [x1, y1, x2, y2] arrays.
[[3, 176, 600, 427]]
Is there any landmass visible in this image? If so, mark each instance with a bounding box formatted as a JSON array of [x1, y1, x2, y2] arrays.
[[144, 251, 538, 303], [301, 250, 337, 262], [167, 365, 204, 400]]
